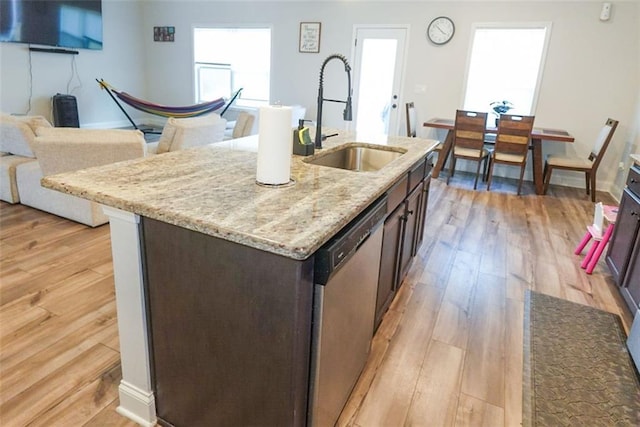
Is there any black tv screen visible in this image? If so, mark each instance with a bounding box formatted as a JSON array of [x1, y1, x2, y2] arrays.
[[0, 0, 103, 50]]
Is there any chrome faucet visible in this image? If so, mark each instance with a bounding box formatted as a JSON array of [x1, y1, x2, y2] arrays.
[[315, 54, 353, 149]]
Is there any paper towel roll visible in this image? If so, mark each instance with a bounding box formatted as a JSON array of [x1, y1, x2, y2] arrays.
[[257, 105, 293, 185]]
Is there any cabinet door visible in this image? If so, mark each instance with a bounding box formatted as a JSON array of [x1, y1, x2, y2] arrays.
[[398, 186, 421, 284], [606, 189, 640, 285], [622, 232, 640, 312], [376, 203, 405, 329]]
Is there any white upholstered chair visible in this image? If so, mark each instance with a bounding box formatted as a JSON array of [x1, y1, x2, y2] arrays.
[[150, 112, 227, 154], [543, 118, 619, 202], [231, 111, 256, 139]]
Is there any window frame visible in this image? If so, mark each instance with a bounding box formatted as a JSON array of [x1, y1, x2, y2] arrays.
[[192, 24, 273, 107], [460, 21, 553, 116]]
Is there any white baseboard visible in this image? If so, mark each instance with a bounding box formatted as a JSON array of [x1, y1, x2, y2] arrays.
[[117, 380, 157, 427]]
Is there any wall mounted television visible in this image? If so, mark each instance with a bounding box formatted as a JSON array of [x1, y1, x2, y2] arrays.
[[0, 0, 103, 50]]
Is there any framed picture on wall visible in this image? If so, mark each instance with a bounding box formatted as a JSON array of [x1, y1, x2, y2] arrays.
[[299, 22, 321, 53]]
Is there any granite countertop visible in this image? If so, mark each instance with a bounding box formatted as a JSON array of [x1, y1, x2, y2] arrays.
[[42, 130, 439, 260]]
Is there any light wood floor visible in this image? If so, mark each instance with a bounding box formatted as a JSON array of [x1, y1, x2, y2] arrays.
[[0, 175, 632, 426]]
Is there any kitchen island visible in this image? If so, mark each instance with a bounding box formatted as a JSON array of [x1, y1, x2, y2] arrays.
[[42, 131, 438, 426]]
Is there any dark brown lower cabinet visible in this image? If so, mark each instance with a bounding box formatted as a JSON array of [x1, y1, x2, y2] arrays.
[[375, 153, 433, 329], [398, 185, 422, 281], [375, 203, 405, 327], [142, 217, 313, 427], [606, 164, 640, 313], [622, 232, 640, 311]]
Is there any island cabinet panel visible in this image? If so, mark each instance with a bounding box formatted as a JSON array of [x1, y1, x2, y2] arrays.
[[141, 218, 314, 427]]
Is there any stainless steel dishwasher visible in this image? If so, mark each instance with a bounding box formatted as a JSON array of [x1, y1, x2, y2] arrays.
[[309, 196, 387, 427]]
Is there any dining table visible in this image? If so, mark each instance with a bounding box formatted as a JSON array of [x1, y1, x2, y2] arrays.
[[423, 118, 575, 195]]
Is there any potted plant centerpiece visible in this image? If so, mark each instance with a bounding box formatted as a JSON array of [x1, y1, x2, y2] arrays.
[[490, 100, 514, 127]]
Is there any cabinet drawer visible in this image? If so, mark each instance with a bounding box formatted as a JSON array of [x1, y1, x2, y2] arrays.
[[408, 158, 426, 192], [627, 165, 640, 197], [386, 174, 408, 214]]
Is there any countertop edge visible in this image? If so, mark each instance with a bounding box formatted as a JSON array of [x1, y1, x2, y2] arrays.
[[41, 134, 440, 260]]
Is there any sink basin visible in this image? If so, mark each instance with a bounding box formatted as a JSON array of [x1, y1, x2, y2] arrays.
[[304, 144, 406, 172]]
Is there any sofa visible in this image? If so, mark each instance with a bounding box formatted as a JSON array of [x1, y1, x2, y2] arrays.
[[0, 112, 227, 226]]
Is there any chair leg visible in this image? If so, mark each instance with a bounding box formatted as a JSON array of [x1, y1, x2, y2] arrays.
[[486, 157, 495, 191], [473, 158, 483, 190], [482, 155, 490, 181], [517, 163, 526, 195], [586, 223, 614, 274], [447, 156, 457, 185], [590, 173, 597, 203], [543, 163, 552, 195], [575, 230, 593, 255], [585, 172, 590, 196]]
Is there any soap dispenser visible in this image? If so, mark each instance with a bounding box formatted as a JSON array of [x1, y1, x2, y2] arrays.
[[293, 119, 314, 156]]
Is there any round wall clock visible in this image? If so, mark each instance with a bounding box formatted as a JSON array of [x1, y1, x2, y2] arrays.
[[427, 16, 455, 45]]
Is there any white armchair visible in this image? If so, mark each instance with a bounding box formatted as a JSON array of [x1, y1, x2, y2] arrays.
[[0, 113, 51, 203], [33, 127, 146, 175], [149, 112, 227, 154]]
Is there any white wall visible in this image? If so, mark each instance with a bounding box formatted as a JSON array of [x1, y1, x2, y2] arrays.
[[0, 0, 147, 128], [140, 1, 639, 192], [1, 0, 638, 196]]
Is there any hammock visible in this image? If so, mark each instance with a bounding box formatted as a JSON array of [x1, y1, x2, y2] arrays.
[[96, 79, 242, 132]]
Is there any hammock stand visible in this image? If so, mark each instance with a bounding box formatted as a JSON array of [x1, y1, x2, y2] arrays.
[[96, 78, 242, 134]]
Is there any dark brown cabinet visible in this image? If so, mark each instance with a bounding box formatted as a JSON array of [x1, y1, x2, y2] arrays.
[[375, 153, 434, 329], [606, 165, 640, 313], [142, 218, 313, 427], [376, 203, 405, 325]]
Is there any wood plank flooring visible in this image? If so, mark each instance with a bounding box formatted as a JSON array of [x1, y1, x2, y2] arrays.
[[0, 175, 632, 426]]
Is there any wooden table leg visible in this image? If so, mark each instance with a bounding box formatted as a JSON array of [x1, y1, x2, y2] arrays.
[[531, 137, 544, 195], [432, 130, 453, 179]]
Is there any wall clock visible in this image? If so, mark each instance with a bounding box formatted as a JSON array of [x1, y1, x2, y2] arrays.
[[427, 16, 455, 45]]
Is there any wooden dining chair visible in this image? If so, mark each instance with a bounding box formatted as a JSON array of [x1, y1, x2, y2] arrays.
[[543, 118, 618, 202], [406, 102, 417, 137], [447, 109, 490, 190], [406, 102, 443, 156], [486, 114, 535, 195]]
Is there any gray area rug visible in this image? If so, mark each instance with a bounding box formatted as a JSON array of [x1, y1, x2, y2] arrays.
[[523, 290, 640, 426]]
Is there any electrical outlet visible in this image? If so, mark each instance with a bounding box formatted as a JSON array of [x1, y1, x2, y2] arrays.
[[619, 161, 626, 170]]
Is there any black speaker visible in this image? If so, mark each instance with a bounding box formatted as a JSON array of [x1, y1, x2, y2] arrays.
[[52, 94, 80, 127]]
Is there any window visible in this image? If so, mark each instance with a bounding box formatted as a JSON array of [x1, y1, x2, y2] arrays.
[[193, 27, 271, 107], [462, 23, 551, 119]]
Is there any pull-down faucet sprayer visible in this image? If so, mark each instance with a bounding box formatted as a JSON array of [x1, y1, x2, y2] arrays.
[[315, 54, 353, 149]]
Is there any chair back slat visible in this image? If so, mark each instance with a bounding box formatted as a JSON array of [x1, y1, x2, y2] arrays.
[[494, 114, 535, 157], [453, 110, 487, 152], [406, 102, 417, 137], [590, 118, 619, 169]]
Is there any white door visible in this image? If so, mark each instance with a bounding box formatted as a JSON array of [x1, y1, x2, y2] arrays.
[[352, 27, 408, 136]]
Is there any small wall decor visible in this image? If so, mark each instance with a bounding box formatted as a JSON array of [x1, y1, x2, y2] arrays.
[[154, 26, 175, 42], [299, 22, 321, 53]]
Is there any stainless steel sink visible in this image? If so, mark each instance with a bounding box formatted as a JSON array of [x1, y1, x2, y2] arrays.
[[304, 144, 406, 172]]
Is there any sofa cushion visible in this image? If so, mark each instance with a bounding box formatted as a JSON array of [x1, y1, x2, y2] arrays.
[[0, 113, 52, 157], [34, 128, 146, 176], [16, 160, 108, 227], [156, 113, 227, 153], [0, 154, 38, 203]]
